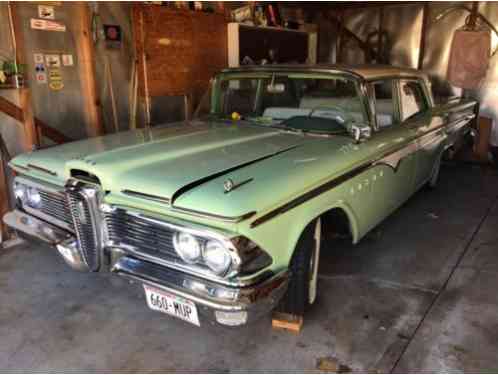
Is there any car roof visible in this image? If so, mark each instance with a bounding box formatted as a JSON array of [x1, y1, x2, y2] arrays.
[[221, 64, 428, 81]]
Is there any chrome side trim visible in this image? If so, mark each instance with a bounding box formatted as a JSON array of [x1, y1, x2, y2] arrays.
[[250, 124, 451, 228], [121, 190, 170, 205], [447, 115, 475, 133], [419, 131, 446, 151], [373, 140, 418, 171], [26, 163, 57, 176], [250, 161, 372, 228], [8, 163, 29, 173], [170, 206, 257, 223]]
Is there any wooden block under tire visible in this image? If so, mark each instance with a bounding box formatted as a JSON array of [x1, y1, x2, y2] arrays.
[[272, 312, 303, 333]]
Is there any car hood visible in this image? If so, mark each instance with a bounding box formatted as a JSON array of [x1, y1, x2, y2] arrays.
[[13, 120, 307, 200], [14, 120, 365, 220]]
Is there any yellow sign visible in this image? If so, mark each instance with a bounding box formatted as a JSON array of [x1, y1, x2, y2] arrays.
[[49, 81, 64, 91]]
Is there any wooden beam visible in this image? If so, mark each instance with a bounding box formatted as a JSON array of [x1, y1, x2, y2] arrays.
[[10, 3, 38, 151], [36, 118, 72, 144], [19, 89, 38, 151], [0, 94, 23, 121], [0, 95, 71, 144], [72, 2, 104, 137]]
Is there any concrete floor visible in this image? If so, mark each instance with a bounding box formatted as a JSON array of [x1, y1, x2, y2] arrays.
[[1, 162, 498, 372]]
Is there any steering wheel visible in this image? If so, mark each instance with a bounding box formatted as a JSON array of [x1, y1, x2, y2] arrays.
[[307, 104, 353, 126]]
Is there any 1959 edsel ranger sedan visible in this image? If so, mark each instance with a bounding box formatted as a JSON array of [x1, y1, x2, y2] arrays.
[[4, 65, 477, 327]]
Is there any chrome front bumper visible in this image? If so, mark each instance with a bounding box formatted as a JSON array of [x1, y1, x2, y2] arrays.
[[112, 255, 289, 326], [3, 210, 289, 326]]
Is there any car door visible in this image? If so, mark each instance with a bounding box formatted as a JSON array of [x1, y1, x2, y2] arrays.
[[368, 79, 418, 226], [398, 79, 446, 190]]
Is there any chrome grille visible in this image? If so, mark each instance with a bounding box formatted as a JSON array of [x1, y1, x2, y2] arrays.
[[105, 208, 181, 262], [66, 183, 101, 272], [39, 190, 73, 226]]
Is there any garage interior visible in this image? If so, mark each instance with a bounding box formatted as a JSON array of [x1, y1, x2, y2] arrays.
[[1, 1, 498, 372]]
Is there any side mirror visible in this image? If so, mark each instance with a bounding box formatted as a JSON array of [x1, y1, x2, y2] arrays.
[[351, 125, 371, 143]]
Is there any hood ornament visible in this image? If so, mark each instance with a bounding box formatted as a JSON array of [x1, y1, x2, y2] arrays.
[[224, 179, 234, 193], [223, 178, 253, 194]]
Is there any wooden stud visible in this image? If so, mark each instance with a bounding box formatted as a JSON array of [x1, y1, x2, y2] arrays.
[[129, 60, 138, 130], [72, 2, 104, 138], [9, 4, 38, 151], [272, 312, 303, 333], [140, 9, 151, 127], [104, 56, 119, 133], [19, 89, 38, 150]]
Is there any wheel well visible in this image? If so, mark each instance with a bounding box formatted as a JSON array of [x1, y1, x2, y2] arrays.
[[320, 208, 353, 241]]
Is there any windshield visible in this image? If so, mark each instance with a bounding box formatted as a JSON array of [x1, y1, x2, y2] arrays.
[[209, 73, 366, 134]]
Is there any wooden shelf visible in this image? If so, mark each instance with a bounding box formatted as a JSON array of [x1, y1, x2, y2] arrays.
[[228, 22, 317, 67], [0, 84, 24, 90]]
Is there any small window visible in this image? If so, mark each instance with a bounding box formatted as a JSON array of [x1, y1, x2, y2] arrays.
[[372, 80, 395, 129], [399, 80, 428, 121]]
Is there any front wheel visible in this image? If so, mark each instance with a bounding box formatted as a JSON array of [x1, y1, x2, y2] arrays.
[[277, 218, 322, 316]]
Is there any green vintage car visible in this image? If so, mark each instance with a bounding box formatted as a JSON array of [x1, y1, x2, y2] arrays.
[[4, 65, 477, 327]]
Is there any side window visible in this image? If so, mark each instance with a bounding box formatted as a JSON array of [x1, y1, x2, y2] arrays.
[[372, 80, 395, 129], [399, 80, 428, 121]]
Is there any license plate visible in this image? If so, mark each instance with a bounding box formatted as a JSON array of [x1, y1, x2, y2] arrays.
[[143, 285, 200, 326]]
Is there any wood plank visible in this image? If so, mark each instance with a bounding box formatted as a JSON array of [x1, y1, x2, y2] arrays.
[[475, 116, 492, 162], [72, 2, 104, 137], [0, 95, 24, 122], [36, 118, 72, 144], [0, 95, 70, 144], [19, 89, 38, 151], [272, 312, 303, 333]]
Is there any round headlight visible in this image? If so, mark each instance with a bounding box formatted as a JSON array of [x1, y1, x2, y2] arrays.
[[203, 240, 232, 275], [13, 182, 27, 202], [26, 187, 42, 208], [173, 232, 202, 263]]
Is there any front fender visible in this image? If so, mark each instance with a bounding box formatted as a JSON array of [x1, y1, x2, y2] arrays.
[[237, 189, 361, 271]]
